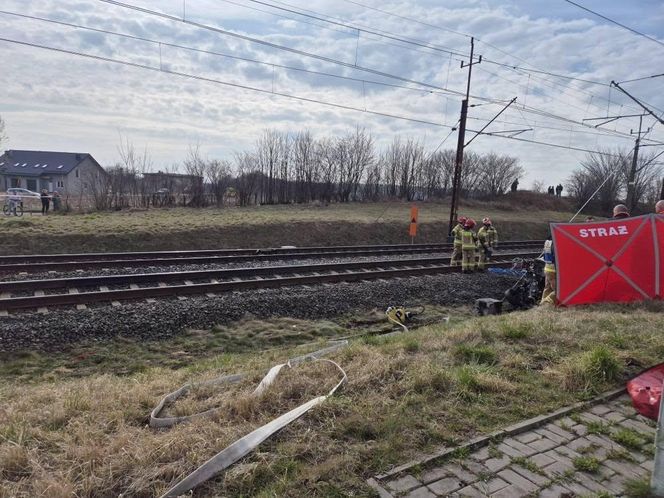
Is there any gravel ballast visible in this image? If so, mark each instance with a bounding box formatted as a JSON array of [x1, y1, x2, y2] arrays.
[[0, 273, 517, 353]]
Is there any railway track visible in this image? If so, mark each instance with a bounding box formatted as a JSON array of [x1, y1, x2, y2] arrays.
[[0, 250, 540, 313], [0, 240, 544, 273]]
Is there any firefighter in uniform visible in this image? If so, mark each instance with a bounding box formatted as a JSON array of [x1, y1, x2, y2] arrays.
[[450, 216, 466, 267], [540, 236, 556, 305], [461, 218, 478, 273], [477, 217, 498, 271]]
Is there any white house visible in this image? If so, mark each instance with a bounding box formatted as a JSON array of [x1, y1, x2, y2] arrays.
[[0, 150, 106, 194]]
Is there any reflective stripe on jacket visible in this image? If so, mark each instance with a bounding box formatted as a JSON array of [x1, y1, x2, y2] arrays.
[[452, 223, 463, 246], [543, 239, 556, 272], [478, 226, 498, 247], [461, 229, 477, 250]]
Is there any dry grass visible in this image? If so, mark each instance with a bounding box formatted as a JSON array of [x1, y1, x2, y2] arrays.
[[2, 302, 661, 497], [0, 200, 575, 254]]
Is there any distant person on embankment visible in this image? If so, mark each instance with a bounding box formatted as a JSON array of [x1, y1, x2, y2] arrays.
[[612, 204, 630, 219], [40, 189, 50, 215]]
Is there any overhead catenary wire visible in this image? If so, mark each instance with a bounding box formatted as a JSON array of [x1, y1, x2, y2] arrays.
[[216, 0, 465, 61], [563, 0, 664, 49], [243, 0, 469, 57], [92, 0, 453, 94], [1, 34, 638, 163], [466, 128, 632, 157], [617, 73, 664, 85], [337, 0, 648, 118], [0, 10, 464, 99], [81, 0, 661, 142]]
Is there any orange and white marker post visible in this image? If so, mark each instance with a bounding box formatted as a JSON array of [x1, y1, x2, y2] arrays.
[[409, 205, 418, 244]]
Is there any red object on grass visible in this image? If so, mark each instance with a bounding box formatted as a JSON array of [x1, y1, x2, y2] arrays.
[[627, 363, 664, 421], [551, 214, 663, 306]]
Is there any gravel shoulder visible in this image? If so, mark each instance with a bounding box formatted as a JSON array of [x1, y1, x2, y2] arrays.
[[0, 272, 516, 353]]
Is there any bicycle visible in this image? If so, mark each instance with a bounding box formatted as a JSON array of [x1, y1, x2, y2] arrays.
[[3, 201, 23, 217]]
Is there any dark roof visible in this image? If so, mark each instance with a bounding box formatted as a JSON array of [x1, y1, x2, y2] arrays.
[[0, 150, 101, 177]]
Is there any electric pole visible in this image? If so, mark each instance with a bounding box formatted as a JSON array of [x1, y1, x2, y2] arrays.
[[447, 38, 481, 237], [626, 114, 649, 211]]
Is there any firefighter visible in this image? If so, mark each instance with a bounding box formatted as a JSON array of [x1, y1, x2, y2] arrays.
[[477, 217, 498, 270], [540, 235, 556, 305], [461, 218, 478, 273], [450, 216, 466, 267], [612, 204, 630, 219], [656, 200, 664, 214]]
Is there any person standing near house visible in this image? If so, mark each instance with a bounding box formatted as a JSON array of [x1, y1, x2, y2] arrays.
[[40, 189, 50, 215], [52, 191, 61, 211]]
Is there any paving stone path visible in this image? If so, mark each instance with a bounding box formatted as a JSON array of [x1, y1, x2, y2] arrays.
[[371, 394, 656, 497]]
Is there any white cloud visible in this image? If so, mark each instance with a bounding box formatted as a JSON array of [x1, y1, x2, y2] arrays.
[[0, 0, 662, 186]]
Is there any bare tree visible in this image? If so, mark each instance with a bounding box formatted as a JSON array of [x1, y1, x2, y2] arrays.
[[0, 115, 7, 150], [117, 136, 153, 205], [337, 127, 374, 202], [234, 152, 261, 207], [255, 130, 286, 204], [567, 148, 626, 213], [316, 137, 337, 203], [458, 150, 483, 197], [206, 159, 233, 206], [292, 130, 318, 203], [476, 153, 524, 197], [183, 145, 207, 207], [531, 180, 545, 193]]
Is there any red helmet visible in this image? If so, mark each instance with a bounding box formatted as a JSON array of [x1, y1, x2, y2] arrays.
[[464, 218, 476, 229], [482, 217, 491, 226], [457, 215, 467, 224]]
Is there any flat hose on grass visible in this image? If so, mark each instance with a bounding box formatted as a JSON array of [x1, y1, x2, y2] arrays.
[[151, 342, 348, 498]]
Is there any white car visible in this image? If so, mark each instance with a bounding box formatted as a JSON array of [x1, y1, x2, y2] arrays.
[[7, 188, 41, 199]]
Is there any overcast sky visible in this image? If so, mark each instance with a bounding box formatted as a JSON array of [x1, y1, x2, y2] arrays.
[[1, 0, 663, 187]]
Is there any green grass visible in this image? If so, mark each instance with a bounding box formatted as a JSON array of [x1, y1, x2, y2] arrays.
[[453, 344, 497, 365], [572, 455, 601, 473], [0, 201, 573, 254], [612, 428, 647, 450], [1, 302, 663, 497], [500, 322, 533, 340], [606, 447, 637, 462], [586, 421, 612, 436], [511, 456, 544, 475], [623, 477, 653, 498]]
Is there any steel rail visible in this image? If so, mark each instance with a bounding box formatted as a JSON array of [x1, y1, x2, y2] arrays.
[[0, 241, 544, 273], [0, 252, 539, 311], [0, 250, 534, 293]]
